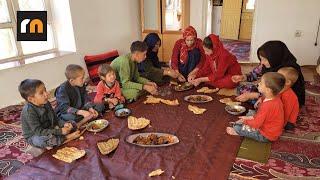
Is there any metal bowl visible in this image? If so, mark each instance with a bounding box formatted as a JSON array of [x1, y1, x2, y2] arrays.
[[225, 105, 246, 115], [114, 108, 131, 118], [86, 119, 109, 133]]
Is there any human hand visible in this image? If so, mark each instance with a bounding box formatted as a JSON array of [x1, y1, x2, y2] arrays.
[[231, 75, 246, 83]]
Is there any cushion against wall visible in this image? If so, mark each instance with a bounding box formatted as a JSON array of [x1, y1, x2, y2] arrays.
[[84, 50, 119, 84]]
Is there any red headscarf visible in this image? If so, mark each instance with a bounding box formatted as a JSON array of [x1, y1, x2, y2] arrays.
[[207, 34, 227, 61], [179, 26, 203, 64]]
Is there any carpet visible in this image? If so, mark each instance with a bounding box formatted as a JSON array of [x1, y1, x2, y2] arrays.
[[237, 138, 272, 164], [222, 39, 251, 62]]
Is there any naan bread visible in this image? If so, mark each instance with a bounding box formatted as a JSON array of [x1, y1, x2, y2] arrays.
[[97, 138, 119, 155], [219, 98, 241, 106], [160, 99, 179, 106], [52, 147, 85, 163], [217, 88, 236, 96], [148, 169, 164, 177], [128, 116, 150, 130], [188, 105, 206, 115], [144, 95, 161, 104], [197, 87, 219, 93]]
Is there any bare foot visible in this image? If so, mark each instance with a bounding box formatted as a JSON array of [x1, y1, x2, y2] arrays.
[[226, 127, 239, 136], [66, 130, 81, 140]]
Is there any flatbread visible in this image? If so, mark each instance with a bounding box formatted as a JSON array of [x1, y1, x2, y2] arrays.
[[128, 116, 150, 130], [144, 95, 161, 104], [145, 96, 179, 106], [219, 98, 241, 106], [197, 87, 219, 94], [148, 169, 164, 177], [52, 147, 85, 163], [188, 105, 206, 115], [217, 88, 236, 96], [97, 138, 119, 155], [160, 99, 179, 106]]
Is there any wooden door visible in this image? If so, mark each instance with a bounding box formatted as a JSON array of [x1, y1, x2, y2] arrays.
[[161, 0, 190, 62], [220, 0, 242, 40], [239, 0, 254, 40], [140, 0, 163, 60]]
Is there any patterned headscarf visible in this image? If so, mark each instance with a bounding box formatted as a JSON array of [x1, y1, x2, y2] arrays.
[[179, 26, 202, 64]]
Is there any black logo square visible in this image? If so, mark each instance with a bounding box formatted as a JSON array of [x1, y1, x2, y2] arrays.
[[17, 11, 47, 41]]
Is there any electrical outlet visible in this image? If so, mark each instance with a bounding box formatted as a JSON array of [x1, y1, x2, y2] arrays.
[[295, 30, 302, 37]]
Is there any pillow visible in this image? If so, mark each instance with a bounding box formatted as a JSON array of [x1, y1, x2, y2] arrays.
[[84, 50, 119, 83]]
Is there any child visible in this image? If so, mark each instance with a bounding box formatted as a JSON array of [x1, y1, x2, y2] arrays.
[[278, 67, 300, 130], [94, 64, 125, 110], [55, 64, 105, 127], [19, 79, 80, 150], [111, 41, 158, 101], [226, 72, 286, 142]]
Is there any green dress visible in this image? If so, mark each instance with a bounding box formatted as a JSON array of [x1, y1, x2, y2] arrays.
[[139, 58, 170, 84], [111, 54, 150, 100]]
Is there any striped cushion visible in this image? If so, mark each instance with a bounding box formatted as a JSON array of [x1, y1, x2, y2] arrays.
[[84, 50, 119, 83]]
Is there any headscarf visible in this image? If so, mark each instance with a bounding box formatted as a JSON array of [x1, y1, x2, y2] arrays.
[[257, 40, 305, 105], [179, 26, 203, 64], [138, 33, 161, 72]]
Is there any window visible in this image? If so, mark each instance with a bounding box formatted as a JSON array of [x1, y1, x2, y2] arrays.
[[0, 0, 56, 67], [246, 0, 255, 10]]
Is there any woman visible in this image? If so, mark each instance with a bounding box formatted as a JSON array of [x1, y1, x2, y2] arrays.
[[232, 41, 305, 106], [188, 34, 242, 88], [138, 33, 178, 84], [171, 26, 206, 82]]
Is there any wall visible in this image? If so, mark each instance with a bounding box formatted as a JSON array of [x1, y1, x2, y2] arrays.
[[0, 0, 141, 108], [250, 0, 320, 65]]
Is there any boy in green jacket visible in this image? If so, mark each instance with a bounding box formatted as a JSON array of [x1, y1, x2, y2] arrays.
[[111, 41, 158, 101]]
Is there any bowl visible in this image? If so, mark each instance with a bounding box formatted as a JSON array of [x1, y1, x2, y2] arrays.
[[225, 105, 246, 115], [115, 108, 132, 118]]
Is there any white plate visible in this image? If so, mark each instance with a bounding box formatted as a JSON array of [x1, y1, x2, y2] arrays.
[[225, 105, 246, 115], [86, 119, 109, 133], [184, 95, 213, 103], [126, 132, 179, 147]]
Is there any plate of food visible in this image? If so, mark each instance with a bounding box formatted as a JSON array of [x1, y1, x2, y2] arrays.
[[126, 133, 179, 147], [115, 108, 131, 118], [86, 119, 109, 133], [174, 82, 194, 92], [184, 95, 213, 103], [225, 105, 246, 115]]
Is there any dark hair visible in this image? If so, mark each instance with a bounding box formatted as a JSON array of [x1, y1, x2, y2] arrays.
[[262, 72, 285, 95], [98, 63, 115, 77], [258, 49, 267, 59], [18, 79, 44, 100], [203, 36, 213, 49], [130, 41, 148, 53], [65, 64, 84, 80]]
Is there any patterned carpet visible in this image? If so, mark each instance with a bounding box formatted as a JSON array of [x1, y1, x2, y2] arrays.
[[222, 39, 251, 62], [0, 86, 320, 179]]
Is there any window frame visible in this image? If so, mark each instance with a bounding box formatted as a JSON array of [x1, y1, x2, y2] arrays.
[[0, 0, 58, 65]]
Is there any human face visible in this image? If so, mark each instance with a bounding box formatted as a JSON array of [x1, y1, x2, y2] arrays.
[[70, 70, 85, 87], [28, 84, 49, 106], [103, 71, 116, 84], [185, 36, 195, 47], [260, 55, 271, 68], [203, 46, 213, 55], [152, 41, 161, 52], [132, 51, 147, 63], [257, 77, 267, 95]]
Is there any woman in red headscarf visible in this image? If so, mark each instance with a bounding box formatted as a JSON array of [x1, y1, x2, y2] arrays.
[[171, 26, 206, 82], [188, 34, 242, 88]]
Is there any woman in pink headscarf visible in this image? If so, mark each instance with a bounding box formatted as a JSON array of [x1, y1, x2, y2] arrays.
[[188, 34, 242, 88], [171, 26, 206, 82]]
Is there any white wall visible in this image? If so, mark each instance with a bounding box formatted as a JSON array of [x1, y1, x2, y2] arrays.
[[0, 0, 141, 108], [190, 0, 206, 38], [250, 0, 320, 65]]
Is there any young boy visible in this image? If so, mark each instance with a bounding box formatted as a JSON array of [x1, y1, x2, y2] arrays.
[[55, 64, 104, 127], [226, 72, 286, 142], [19, 79, 80, 150], [94, 64, 125, 109], [111, 41, 158, 101], [278, 67, 300, 130]]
